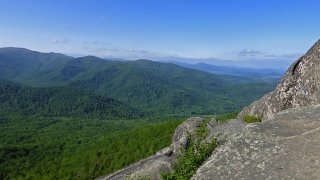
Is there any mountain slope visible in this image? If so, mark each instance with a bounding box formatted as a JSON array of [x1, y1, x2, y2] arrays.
[[0, 47, 277, 115], [0, 80, 143, 119], [0, 47, 74, 84], [70, 59, 277, 114]]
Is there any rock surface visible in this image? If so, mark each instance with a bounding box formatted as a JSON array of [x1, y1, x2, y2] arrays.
[[193, 105, 320, 180], [170, 117, 203, 155], [239, 40, 320, 119]]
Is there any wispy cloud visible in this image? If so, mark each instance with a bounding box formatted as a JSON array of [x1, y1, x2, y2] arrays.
[[238, 49, 264, 57], [82, 46, 169, 60], [51, 38, 71, 44], [225, 49, 301, 60], [83, 41, 111, 46]]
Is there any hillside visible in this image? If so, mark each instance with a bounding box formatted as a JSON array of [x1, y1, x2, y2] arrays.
[[0, 80, 143, 119], [0, 47, 277, 115], [0, 47, 74, 84]]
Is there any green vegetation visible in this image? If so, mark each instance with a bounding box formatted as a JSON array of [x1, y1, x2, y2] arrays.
[[0, 80, 143, 119], [0, 115, 184, 179], [242, 115, 262, 123], [0, 48, 277, 116], [162, 124, 217, 180], [216, 111, 239, 122], [0, 48, 274, 179]]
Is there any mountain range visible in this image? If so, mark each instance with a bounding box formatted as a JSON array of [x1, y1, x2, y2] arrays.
[[0, 47, 277, 115], [0, 46, 282, 179]]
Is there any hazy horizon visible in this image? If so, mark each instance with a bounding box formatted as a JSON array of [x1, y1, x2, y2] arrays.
[[1, 0, 319, 68]]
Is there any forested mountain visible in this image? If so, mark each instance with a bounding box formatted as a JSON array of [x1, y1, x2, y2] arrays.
[[0, 47, 74, 84], [0, 47, 277, 115], [0, 80, 143, 119], [0, 47, 278, 179]]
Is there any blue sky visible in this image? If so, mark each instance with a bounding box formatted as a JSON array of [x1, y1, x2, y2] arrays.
[[0, 0, 319, 63]]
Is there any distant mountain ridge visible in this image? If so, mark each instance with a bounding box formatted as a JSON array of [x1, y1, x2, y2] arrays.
[[167, 61, 284, 79], [0, 47, 277, 115]]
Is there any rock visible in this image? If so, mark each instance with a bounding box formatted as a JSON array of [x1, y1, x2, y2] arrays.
[[156, 147, 173, 156], [128, 158, 173, 180], [170, 117, 204, 155], [238, 40, 320, 119], [206, 118, 246, 144], [98, 154, 175, 180], [192, 105, 320, 180]]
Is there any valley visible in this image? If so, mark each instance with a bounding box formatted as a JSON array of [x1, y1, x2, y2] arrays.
[[0, 47, 277, 179]]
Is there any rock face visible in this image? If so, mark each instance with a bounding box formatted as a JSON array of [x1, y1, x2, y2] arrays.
[[193, 40, 320, 179], [170, 117, 203, 155], [192, 105, 320, 179], [239, 40, 320, 119]]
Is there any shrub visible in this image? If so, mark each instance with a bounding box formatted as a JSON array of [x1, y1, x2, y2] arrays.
[[242, 115, 262, 123], [161, 124, 217, 180]]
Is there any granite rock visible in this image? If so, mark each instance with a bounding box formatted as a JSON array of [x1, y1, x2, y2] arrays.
[[239, 40, 320, 119], [193, 105, 320, 180]]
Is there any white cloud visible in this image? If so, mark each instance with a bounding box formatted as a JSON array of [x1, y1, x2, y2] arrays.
[[82, 41, 112, 46], [225, 49, 301, 60], [82, 46, 170, 60], [51, 38, 71, 44], [238, 49, 264, 57]]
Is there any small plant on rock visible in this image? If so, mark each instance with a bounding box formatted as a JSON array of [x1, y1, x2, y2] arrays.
[[161, 124, 217, 180], [242, 115, 262, 123]]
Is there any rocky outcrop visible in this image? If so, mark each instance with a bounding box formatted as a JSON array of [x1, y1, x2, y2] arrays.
[[193, 40, 320, 179], [170, 117, 203, 156], [193, 105, 320, 179], [239, 40, 320, 119]]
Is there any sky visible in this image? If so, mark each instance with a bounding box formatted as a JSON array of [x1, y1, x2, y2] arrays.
[[0, 0, 320, 64]]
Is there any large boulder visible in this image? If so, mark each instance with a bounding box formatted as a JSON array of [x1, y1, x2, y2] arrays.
[[238, 40, 320, 119], [192, 105, 320, 179], [170, 117, 204, 155]]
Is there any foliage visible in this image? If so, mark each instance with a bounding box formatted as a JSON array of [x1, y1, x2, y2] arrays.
[[0, 115, 184, 179], [216, 111, 239, 122], [0, 48, 277, 116], [0, 80, 144, 119], [242, 115, 262, 123], [161, 124, 217, 180]]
